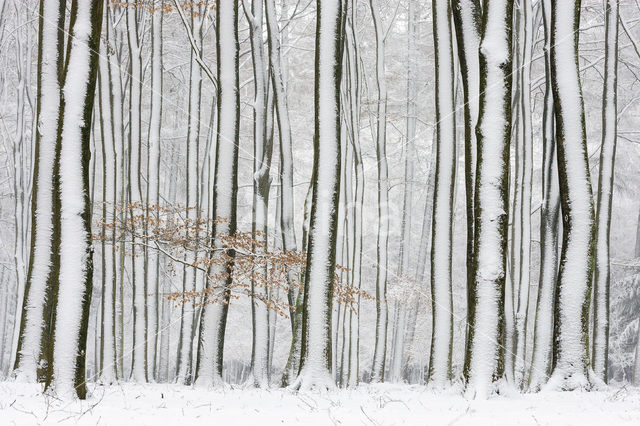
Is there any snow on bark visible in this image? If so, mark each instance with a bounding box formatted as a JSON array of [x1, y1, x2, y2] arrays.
[[465, 0, 513, 400], [528, 0, 560, 391], [429, 0, 456, 388], [291, 0, 343, 391], [545, 0, 597, 391], [196, 0, 239, 388], [53, 0, 103, 398], [15, 0, 63, 383], [592, 0, 619, 384], [369, 0, 390, 384], [451, 0, 481, 380]]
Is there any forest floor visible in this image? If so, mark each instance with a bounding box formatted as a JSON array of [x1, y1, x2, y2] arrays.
[[1, 381, 639, 425]]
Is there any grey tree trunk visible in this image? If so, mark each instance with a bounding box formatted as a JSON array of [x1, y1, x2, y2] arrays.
[[592, 0, 619, 384]]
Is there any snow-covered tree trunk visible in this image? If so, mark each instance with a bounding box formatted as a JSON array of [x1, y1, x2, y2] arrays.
[[429, 0, 456, 387], [14, 0, 64, 383], [50, 0, 103, 398], [245, 0, 272, 388], [546, 0, 597, 391], [291, 0, 343, 391], [451, 0, 481, 379], [465, 0, 513, 399], [528, 0, 560, 391], [195, 0, 239, 387], [126, 5, 147, 383], [369, 0, 389, 384], [592, 0, 619, 384]]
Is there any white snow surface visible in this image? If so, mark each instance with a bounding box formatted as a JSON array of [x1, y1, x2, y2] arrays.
[[2, 382, 640, 425]]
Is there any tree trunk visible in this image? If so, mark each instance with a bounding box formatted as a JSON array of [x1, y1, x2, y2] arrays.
[[429, 0, 456, 387], [196, 0, 240, 387], [14, 0, 64, 383], [528, 0, 560, 391], [547, 0, 597, 391], [369, 0, 389, 384], [291, 0, 343, 391], [465, 0, 514, 399], [592, 0, 618, 384]]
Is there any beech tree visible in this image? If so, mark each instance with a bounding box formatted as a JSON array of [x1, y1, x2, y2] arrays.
[[291, 0, 343, 391], [547, 0, 597, 391]]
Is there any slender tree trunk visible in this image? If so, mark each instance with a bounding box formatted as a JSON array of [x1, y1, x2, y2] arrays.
[[97, 18, 116, 383], [514, 0, 534, 388], [126, 5, 147, 383], [429, 0, 456, 387], [528, 0, 560, 391], [452, 0, 481, 381], [369, 0, 389, 384], [592, 0, 619, 384], [245, 0, 272, 388]]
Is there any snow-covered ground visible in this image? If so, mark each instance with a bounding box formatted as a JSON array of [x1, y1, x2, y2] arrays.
[[2, 382, 640, 425]]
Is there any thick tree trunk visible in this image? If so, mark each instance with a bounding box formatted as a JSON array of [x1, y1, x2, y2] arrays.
[[196, 0, 239, 387], [49, 0, 103, 398], [291, 0, 343, 391], [14, 0, 64, 383], [465, 0, 514, 399], [546, 0, 597, 391]]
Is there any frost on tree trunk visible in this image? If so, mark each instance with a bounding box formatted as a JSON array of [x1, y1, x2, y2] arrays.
[[429, 0, 456, 388], [451, 0, 481, 381], [290, 0, 343, 391], [49, 0, 103, 399], [528, 0, 560, 391], [14, 0, 64, 383], [545, 0, 597, 391], [592, 0, 618, 384], [465, 0, 513, 400], [195, 0, 239, 388], [369, 0, 389, 384]]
